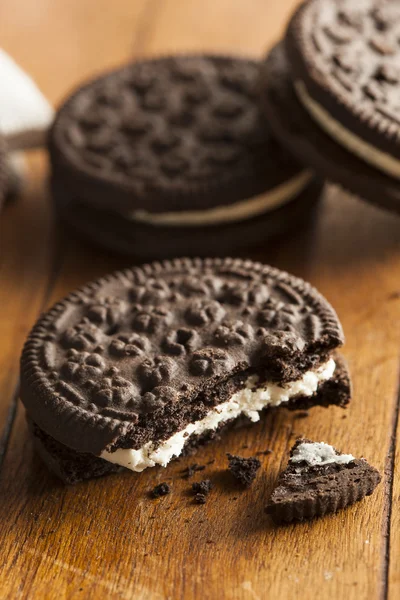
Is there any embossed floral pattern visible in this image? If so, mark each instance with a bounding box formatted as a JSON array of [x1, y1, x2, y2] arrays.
[[213, 321, 253, 346], [86, 296, 126, 327], [109, 333, 149, 357], [62, 320, 103, 351], [190, 348, 230, 376], [137, 356, 177, 391], [62, 349, 105, 382], [92, 375, 139, 407]]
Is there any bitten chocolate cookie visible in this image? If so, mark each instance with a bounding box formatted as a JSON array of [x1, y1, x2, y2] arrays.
[[20, 258, 351, 483], [267, 439, 381, 523], [49, 54, 320, 257]]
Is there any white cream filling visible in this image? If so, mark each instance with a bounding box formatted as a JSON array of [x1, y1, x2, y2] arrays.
[[100, 358, 336, 472], [123, 170, 313, 227], [290, 441, 354, 467], [295, 79, 400, 180]]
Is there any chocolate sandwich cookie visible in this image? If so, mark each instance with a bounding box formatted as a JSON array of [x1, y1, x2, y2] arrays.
[[259, 0, 400, 214], [20, 258, 351, 483], [49, 54, 320, 257], [267, 439, 381, 523]]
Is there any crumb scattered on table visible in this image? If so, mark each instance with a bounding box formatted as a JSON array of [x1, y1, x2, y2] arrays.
[[182, 463, 206, 478], [151, 482, 171, 498], [227, 454, 261, 487]]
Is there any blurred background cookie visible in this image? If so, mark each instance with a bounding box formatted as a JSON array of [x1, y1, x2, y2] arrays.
[[259, 0, 400, 214], [49, 54, 321, 258]]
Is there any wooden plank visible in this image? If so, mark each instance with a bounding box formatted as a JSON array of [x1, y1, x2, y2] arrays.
[[388, 389, 400, 600], [271, 187, 400, 600], [0, 154, 55, 462], [1, 188, 399, 600], [0, 0, 153, 104], [144, 0, 300, 56], [0, 1, 399, 599]]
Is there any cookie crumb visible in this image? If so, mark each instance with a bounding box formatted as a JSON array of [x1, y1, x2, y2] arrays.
[[195, 493, 207, 504], [227, 454, 261, 487], [182, 463, 206, 479], [151, 482, 171, 498], [192, 479, 213, 503], [192, 480, 213, 495], [388, 290, 400, 300]]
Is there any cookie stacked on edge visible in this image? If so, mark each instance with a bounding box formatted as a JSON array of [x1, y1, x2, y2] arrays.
[[259, 0, 400, 214]]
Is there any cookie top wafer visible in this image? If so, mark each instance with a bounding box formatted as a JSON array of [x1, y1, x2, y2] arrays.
[[20, 258, 344, 456], [49, 55, 308, 214], [267, 438, 381, 523], [286, 0, 400, 177]]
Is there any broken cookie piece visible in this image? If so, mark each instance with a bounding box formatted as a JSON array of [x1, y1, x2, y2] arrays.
[[227, 454, 261, 487], [192, 479, 213, 504], [267, 439, 381, 523]]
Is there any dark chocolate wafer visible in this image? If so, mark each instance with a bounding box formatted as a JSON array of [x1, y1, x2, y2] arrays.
[[267, 438, 381, 523], [52, 176, 322, 259]]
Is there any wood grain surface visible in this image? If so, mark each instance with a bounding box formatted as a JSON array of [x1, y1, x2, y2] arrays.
[[0, 1, 399, 599]]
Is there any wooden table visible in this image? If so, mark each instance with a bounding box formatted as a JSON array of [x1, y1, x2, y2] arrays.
[[0, 1, 399, 598]]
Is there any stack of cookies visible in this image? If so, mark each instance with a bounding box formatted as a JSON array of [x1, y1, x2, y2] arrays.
[[49, 0, 400, 259], [260, 0, 400, 213]]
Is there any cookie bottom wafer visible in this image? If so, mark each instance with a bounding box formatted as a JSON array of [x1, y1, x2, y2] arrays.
[[52, 177, 323, 258]]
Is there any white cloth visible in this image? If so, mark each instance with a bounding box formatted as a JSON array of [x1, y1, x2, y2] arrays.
[[0, 48, 54, 150]]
